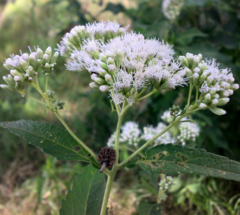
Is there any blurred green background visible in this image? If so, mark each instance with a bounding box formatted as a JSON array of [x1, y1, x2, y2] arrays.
[[0, 0, 240, 214]]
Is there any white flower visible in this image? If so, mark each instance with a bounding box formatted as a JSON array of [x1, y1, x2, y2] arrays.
[[177, 121, 200, 145], [119, 122, 141, 146], [142, 122, 174, 145]]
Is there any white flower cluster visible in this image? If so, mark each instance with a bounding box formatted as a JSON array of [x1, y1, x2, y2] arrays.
[[107, 121, 141, 147], [178, 122, 200, 146], [179, 53, 239, 115], [57, 21, 129, 57], [107, 110, 201, 148], [62, 21, 187, 106], [161, 110, 173, 124], [1, 47, 58, 96], [159, 176, 173, 190], [162, 0, 184, 21], [142, 123, 174, 145]]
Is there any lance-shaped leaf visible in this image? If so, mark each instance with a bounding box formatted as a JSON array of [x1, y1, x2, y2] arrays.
[[128, 144, 240, 182], [60, 164, 106, 215], [0, 120, 95, 163], [137, 201, 161, 215]]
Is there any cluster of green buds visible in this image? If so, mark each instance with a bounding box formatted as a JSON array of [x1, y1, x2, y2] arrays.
[[57, 21, 128, 57], [159, 176, 173, 191], [88, 50, 123, 93], [47, 90, 65, 110], [1, 47, 59, 96], [179, 53, 239, 115], [169, 105, 181, 117]]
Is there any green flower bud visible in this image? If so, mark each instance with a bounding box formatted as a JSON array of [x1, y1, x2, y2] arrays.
[[203, 93, 211, 103], [45, 47, 52, 56], [95, 77, 106, 85], [115, 50, 123, 67], [51, 52, 59, 64], [3, 76, 13, 86], [217, 98, 229, 106], [100, 62, 108, 70], [99, 53, 107, 63], [0, 84, 14, 91], [89, 82, 99, 89], [107, 57, 115, 65], [105, 74, 113, 83], [10, 70, 22, 77], [179, 56, 188, 67], [37, 48, 43, 59], [209, 107, 226, 115], [98, 69, 108, 77]]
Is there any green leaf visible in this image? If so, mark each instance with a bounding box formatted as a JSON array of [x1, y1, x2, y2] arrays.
[[60, 164, 106, 215], [175, 28, 208, 46], [137, 201, 161, 215], [129, 144, 240, 182], [0, 120, 94, 163]]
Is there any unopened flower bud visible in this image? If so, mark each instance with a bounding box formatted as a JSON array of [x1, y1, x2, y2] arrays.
[[19, 58, 28, 70], [14, 76, 24, 82], [43, 54, 50, 63], [3, 76, 12, 86], [91, 74, 98, 81], [232, 84, 239, 90], [89, 82, 99, 89], [99, 85, 109, 92], [10, 70, 22, 77], [193, 73, 199, 83], [193, 67, 200, 73], [217, 98, 229, 106], [105, 74, 113, 83], [179, 56, 188, 67], [209, 107, 226, 115], [213, 94, 219, 99], [95, 77, 106, 85], [199, 103, 207, 109], [228, 89, 233, 95], [100, 62, 108, 70], [198, 53, 202, 61], [108, 64, 116, 72], [211, 99, 219, 106], [51, 52, 59, 64], [45, 47, 52, 56], [203, 93, 211, 103], [115, 50, 123, 67], [99, 53, 107, 63], [193, 56, 200, 68], [107, 57, 115, 65], [0, 84, 14, 91], [37, 48, 43, 59], [184, 67, 192, 77]]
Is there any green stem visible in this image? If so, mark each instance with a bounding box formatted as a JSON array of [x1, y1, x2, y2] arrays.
[[195, 86, 199, 101], [137, 88, 157, 102], [100, 173, 116, 215], [26, 95, 48, 106], [118, 111, 193, 169], [186, 83, 193, 110], [45, 75, 49, 93], [31, 81, 101, 170]]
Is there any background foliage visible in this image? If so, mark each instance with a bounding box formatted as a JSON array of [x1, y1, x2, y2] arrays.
[[0, 0, 240, 214]]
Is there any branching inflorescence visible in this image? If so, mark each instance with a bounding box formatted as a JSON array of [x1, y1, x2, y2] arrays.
[[1, 21, 239, 215]]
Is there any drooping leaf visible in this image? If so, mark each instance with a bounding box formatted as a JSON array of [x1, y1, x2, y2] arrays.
[[137, 201, 161, 215], [0, 120, 96, 164], [128, 144, 240, 182], [60, 164, 106, 215]]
